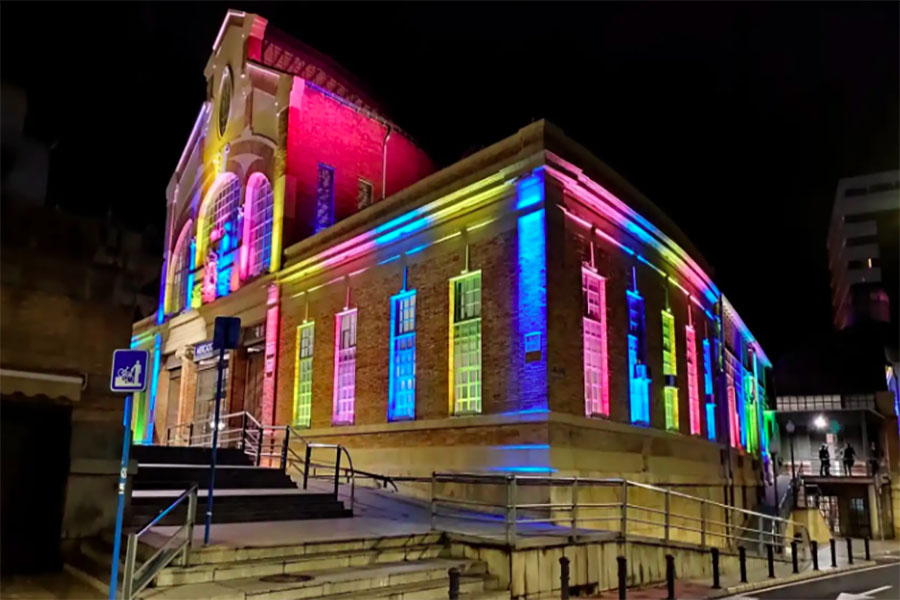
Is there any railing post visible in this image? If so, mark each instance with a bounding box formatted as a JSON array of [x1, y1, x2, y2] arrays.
[[767, 543, 775, 578], [166, 427, 171, 447], [122, 533, 138, 600], [281, 428, 290, 473], [430, 472, 437, 531], [700, 500, 707, 547], [711, 547, 720, 589], [256, 428, 263, 467], [738, 546, 747, 583], [182, 487, 197, 567], [811, 540, 819, 570], [830, 538, 837, 567], [620, 480, 628, 541], [665, 554, 675, 600], [846, 537, 853, 564], [240, 413, 247, 452], [570, 478, 579, 541], [302, 445, 312, 489], [559, 556, 570, 600], [188, 423, 194, 446], [506, 475, 518, 546], [664, 489, 670, 542], [333, 446, 342, 497], [448, 567, 460, 600], [617, 555, 627, 600]]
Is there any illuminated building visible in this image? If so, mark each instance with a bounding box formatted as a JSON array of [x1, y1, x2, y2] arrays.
[[134, 11, 774, 507]]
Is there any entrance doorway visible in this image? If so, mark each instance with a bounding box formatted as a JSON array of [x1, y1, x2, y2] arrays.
[[244, 347, 265, 424]]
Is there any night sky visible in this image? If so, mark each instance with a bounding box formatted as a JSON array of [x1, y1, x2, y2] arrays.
[[2, 2, 897, 360]]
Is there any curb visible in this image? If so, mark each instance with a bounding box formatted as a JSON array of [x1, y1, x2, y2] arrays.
[[706, 560, 878, 598]]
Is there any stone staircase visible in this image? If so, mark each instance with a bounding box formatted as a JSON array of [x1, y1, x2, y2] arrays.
[[68, 533, 508, 599], [130, 445, 351, 525]]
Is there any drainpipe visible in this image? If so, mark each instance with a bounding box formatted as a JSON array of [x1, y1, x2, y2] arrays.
[[381, 125, 393, 200]]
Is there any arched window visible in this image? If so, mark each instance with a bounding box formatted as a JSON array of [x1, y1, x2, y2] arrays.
[[245, 173, 274, 277], [197, 173, 241, 302], [168, 221, 193, 314]]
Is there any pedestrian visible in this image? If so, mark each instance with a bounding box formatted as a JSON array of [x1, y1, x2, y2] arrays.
[[842, 442, 856, 476], [868, 442, 882, 477], [819, 443, 830, 476]]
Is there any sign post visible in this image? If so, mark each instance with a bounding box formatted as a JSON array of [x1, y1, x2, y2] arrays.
[[108, 349, 149, 600], [204, 316, 241, 545]]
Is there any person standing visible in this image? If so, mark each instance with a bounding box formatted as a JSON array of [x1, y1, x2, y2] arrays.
[[842, 442, 856, 476], [819, 443, 831, 476], [868, 442, 882, 477]]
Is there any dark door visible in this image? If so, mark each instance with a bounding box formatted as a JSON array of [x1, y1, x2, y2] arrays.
[[846, 496, 871, 538], [244, 350, 265, 423], [1, 396, 71, 573]]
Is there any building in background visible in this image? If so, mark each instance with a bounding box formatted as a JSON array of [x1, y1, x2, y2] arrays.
[[828, 171, 899, 331], [133, 11, 777, 528]]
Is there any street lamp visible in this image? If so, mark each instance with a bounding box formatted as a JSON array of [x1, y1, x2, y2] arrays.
[[785, 420, 796, 482], [813, 415, 827, 430]]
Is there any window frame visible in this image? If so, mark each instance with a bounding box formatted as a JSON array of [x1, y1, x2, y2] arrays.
[[388, 289, 417, 421], [582, 266, 609, 417], [293, 321, 315, 427], [332, 308, 357, 424], [449, 270, 482, 415]]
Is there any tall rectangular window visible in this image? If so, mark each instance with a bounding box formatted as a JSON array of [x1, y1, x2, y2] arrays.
[[662, 309, 679, 431], [315, 164, 335, 233], [332, 309, 357, 424], [726, 366, 739, 448], [627, 290, 650, 425], [450, 271, 482, 414], [389, 290, 416, 421], [703, 337, 716, 440], [685, 325, 701, 435], [582, 267, 609, 417], [293, 322, 315, 427]]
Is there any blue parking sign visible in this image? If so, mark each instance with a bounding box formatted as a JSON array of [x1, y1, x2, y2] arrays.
[[110, 349, 149, 393]]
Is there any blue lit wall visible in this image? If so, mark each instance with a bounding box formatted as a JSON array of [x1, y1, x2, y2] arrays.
[[515, 171, 547, 413], [627, 290, 650, 425]]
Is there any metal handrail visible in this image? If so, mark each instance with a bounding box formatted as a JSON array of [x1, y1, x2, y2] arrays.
[[121, 484, 197, 600], [428, 472, 811, 555]]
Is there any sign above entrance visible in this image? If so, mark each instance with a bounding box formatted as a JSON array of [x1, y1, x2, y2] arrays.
[[110, 349, 149, 393], [193, 341, 215, 361]]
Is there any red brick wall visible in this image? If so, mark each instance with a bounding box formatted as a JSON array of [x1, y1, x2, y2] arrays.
[[285, 78, 434, 243]]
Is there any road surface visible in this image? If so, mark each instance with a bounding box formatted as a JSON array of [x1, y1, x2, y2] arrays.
[[733, 560, 900, 600]]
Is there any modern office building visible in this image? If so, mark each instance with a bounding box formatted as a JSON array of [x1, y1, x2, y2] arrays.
[[827, 171, 900, 331], [132, 11, 775, 512]]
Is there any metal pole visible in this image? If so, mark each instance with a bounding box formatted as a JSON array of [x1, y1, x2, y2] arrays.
[[811, 540, 819, 570], [621, 480, 628, 540], [789, 433, 796, 482], [108, 393, 133, 600], [182, 488, 197, 567], [430, 472, 437, 531], [865, 537, 871, 561], [559, 556, 570, 600], [204, 347, 226, 545], [333, 446, 342, 497], [791, 539, 799, 573], [508, 475, 518, 546], [711, 547, 720, 589], [188, 423, 194, 446], [281, 428, 290, 473], [256, 426, 263, 467], [664, 489, 671, 542], [830, 538, 837, 567], [738, 546, 747, 583], [570, 478, 578, 541], [700, 500, 707, 547], [617, 555, 627, 600], [448, 567, 460, 600], [121, 533, 137, 600], [303, 445, 312, 489], [847, 538, 853, 564], [767, 544, 775, 578], [240, 412, 247, 452]]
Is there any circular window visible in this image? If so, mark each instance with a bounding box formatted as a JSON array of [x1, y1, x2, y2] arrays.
[[218, 66, 233, 137]]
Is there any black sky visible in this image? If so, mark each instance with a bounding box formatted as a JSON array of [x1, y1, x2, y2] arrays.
[[2, 2, 897, 360]]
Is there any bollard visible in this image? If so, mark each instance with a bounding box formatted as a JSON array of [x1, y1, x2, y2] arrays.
[[559, 556, 570, 600], [711, 547, 721, 589], [617, 555, 627, 600], [865, 537, 871, 561], [791, 539, 799, 574], [665, 554, 675, 600], [448, 567, 460, 600], [811, 540, 819, 570], [847, 538, 853, 564], [767, 544, 775, 578], [738, 546, 747, 583], [830, 538, 837, 568]]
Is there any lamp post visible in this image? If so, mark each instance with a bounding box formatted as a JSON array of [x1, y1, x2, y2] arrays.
[[771, 450, 779, 509], [786, 420, 796, 483]]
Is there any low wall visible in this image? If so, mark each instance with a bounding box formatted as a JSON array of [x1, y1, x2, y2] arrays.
[[449, 535, 794, 599]]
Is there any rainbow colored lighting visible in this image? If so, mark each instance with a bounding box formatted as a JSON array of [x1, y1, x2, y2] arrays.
[[582, 266, 609, 417], [685, 324, 701, 435], [627, 289, 650, 425], [333, 307, 357, 424], [388, 288, 416, 421]]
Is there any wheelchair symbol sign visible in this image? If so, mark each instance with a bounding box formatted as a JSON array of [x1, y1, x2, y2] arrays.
[[110, 349, 149, 393]]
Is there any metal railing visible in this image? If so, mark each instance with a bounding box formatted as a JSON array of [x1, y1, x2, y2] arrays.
[[428, 472, 810, 556], [121, 484, 197, 600]]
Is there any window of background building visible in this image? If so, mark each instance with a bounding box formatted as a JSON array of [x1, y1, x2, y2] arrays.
[[389, 290, 416, 421], [315, 164, 335, 233], [293, 322, 314, 427], [357, 178, 373, 211], [685, 324, 701, 435], [451, 271, 482, 414], [332, 309, 357, 424], [703, 338, 716, 440], [248, 174, 274, 277], [582, 266, 609, 417], [662, 309, 679, 431], [627, 289, 650, 425]]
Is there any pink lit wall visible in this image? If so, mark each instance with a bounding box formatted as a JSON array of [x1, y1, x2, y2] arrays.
[[284, 77, 434, 243]]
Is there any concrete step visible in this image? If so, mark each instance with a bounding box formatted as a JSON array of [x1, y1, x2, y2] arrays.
[[139, 558, 490, 599], [186, 532, 445, 565], [155, 543, 446, 586], [133, 445, 252, 466], [134, 464, 297, 490]]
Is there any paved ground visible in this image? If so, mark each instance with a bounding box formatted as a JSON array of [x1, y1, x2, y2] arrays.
[[735, 561, 900, 599], [0, 571, 104, 599]]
